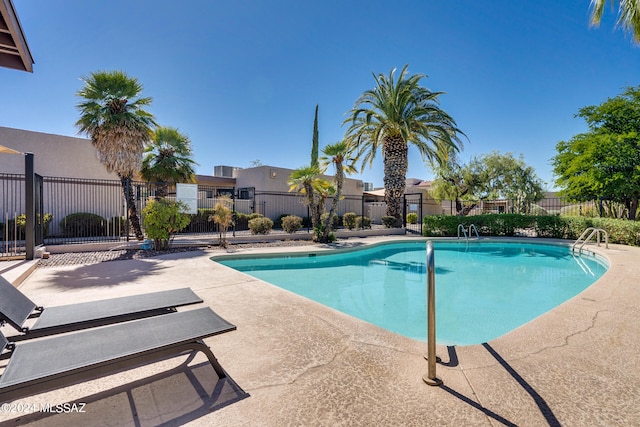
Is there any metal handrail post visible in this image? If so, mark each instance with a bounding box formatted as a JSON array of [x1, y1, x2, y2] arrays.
[[423, 240, 442, 386]]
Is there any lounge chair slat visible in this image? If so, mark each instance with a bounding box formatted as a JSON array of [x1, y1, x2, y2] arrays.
[[0, 276, 37, 331], [0, 307, 235, 397], [29, 288, 203, 334]]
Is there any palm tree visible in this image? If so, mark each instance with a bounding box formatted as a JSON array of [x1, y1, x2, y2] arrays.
[[318, 140, 356, 241], [345, 65, 464, 226], [287, 165, 331, 233], [75, 70, 156, 240], [140, 126, 197, 200], [590, 0, 640, 43]]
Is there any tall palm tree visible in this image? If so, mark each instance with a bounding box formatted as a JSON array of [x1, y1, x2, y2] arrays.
[[75, 70, 156, 240], [345, 65, 464, 226], [319, 140, 356, 241], [140, 126, 197, 200], [590, 0, 640, 43]]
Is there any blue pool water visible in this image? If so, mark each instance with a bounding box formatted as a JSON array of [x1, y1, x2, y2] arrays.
[[213, 241, 608, 345]]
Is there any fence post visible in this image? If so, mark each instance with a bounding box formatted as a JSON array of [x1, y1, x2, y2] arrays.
[[232, 187, 236, 237], [25, 153, 34, 260], [361, 195, 365, 230]]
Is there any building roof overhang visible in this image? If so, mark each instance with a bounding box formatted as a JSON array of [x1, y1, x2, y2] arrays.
[[0, 0, 33, 72]]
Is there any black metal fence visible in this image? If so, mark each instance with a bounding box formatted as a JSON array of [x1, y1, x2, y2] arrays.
[[1, 172, 619, 258]]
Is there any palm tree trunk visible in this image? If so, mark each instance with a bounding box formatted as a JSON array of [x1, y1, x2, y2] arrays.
[[155, 181, 169, 200], [121, 177, 144, 240], [383, 135, 408, 227], [628, 197, 638, 220], [304, 183, 322, 229], [321, 164, 344, 242]]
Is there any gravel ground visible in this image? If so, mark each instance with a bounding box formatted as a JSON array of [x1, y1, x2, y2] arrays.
[[37, 240, 319, 268]]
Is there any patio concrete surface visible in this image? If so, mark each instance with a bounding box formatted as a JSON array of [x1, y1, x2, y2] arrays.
[[0, 236, 638, 426]]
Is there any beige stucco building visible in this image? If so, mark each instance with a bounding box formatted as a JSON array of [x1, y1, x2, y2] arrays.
[[0, 126, 118, 179]]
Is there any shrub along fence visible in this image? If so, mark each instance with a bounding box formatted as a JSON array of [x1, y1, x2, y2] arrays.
[[3, 172, 637, 255], [0, 174, 378, 252], [423, 214, 640, 246]]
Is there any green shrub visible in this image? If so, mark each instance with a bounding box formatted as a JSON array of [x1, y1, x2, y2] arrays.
[[109, 216, 127, 236], [3, 213, 54, 239], [61, 212, 106, 237], [248, 213, 264, 220], [342, 212, 357, 230], [142, 200, 191, 250], [534, 215, 568, 238], [356, 216, 372, 229], [421, 214, 640, 246], [249, 217, 273, 234], [234, 212, 250, 230], [184, 209, 215, 233], [422, 215, 459, 236], [320, 212, 340, 229], [406, 213, 419, 224], [381, 216, 397, 228], [313, 224, 336, 242], [282, 215, 302, 233]]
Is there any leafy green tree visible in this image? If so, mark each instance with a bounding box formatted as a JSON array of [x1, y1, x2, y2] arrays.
[[75, 70, 156, 240], [553, 132, 640, 220], [345, 65, 464, 227], [140, 126, 197, 199], [142, 199, 191, 250], [590, 0, 640, 44], [317, 140, 357, 241], [432, 151, 545, 215], [552, 86, 640, 220]]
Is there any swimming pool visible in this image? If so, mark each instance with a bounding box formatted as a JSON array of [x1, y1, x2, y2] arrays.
[[213, 240, 608, 345]]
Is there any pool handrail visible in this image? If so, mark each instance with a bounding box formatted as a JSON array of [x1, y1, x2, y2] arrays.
[[457, 224, 479, 240], [457, 224, 468, 239], [423, 240, 442, 386], [572, 227, 608, 254]]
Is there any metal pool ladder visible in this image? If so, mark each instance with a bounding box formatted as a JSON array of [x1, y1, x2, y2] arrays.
[[457, 224, 480, 240], [572, 227, 608, 254]]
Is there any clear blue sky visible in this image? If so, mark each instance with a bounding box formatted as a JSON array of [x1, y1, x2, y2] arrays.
[[2, 0, 639, 190]]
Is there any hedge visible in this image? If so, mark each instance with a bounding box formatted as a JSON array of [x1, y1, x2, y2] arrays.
[[423, 214, 640, 246]]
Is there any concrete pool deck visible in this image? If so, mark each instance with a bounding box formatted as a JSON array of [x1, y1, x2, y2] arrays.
[[1, 236, 638, 426]]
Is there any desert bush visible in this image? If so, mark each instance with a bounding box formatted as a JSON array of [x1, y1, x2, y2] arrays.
[[313, 224, 335, 242], [61, 212, 106, 237], [406, 213, 418, 224], [560, 204, 598, 217], [342, 212, 357, 230], [184, 209, 215, 233], [356, 216, 372, 229], [281, 215, 302, 233], [249, 217, 273, 235], [381, 216, 397, 228], [209, 196, 234, 247], [3, 213, 54, 239], [320, 212, 340, 229], [234, 212, 250, 230]]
